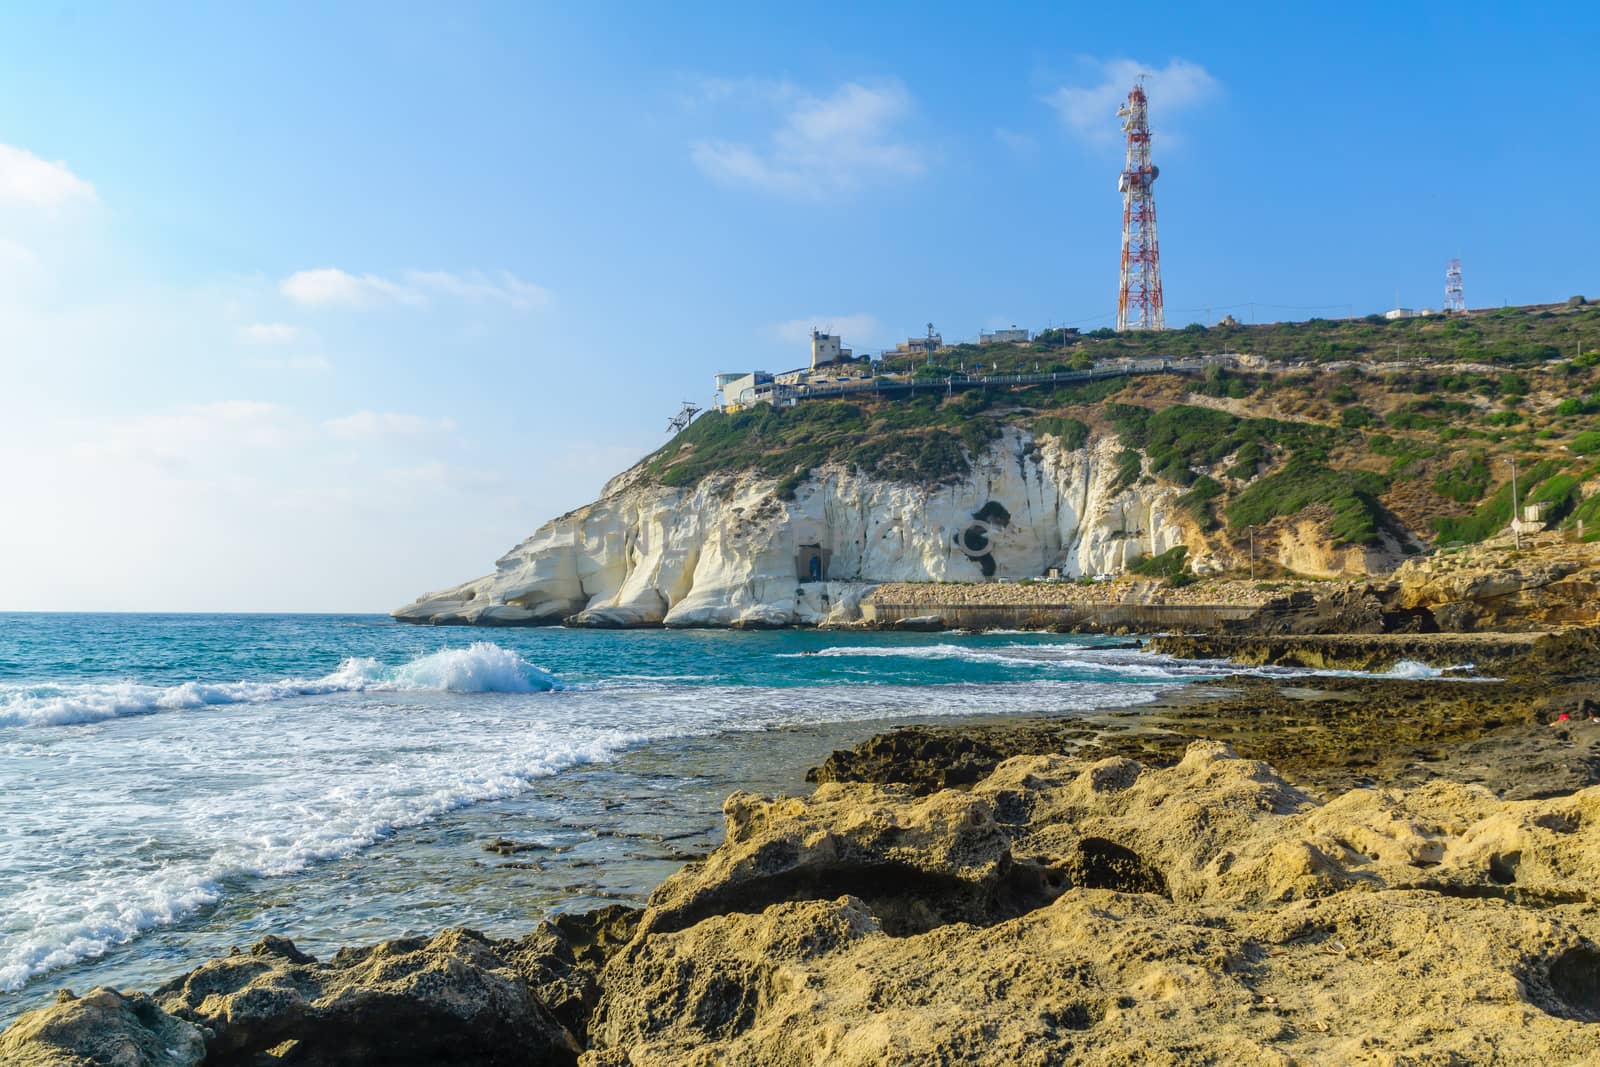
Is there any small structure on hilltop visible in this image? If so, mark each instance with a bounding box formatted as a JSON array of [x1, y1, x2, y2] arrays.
[[1446, 258, 1467, 313], [712, 371, 774, 412], [979, 326, 1030, 344], [809, 329, 849, 369], [714, 329, 871, 410], [894, 324, 943, 362], [665, 401, 701, 434]]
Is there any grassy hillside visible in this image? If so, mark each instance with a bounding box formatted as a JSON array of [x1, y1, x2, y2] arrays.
[[641, 301, 1600, 552], [887, 298, 1598, 377]]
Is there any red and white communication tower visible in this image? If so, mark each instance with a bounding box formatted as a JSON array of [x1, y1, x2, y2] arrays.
[[1116, 80, 1165, 332]]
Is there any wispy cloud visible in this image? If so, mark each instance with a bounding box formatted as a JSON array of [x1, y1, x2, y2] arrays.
[[237, 322, 303, 345], [244, 355, 330, 373], [1044, 58, 1220, 146], [69, 402, 300, 468], [382, 461, 501, 492], [280, 268, 549, 310], [324, 411, 457, 440], [404, 270, 550, 309], [691, 80, 924, 198], [994, 128, 1038, 158], [280, 268, 427, 308], [771, 313, 881, 348], [0, 143, 97, 207]]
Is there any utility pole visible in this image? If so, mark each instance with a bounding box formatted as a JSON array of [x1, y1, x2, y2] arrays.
[[1249, 525, 1256, 580], [1508, 457, 1522, 550]]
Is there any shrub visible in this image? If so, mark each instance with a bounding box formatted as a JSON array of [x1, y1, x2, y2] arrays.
[[1228, 440, 1264, 480], [1433, 454, 1491, 503], [1573, 430, 1600, 455], [1177, 475, 1225, 528], [1033, 416, 1090, 450], [1225, 457, 1390, 546], [1340, 406, 1376, 428], [1128, 545, 1189, 578], [1432, 458, 1561, 543], [1111, 449, 1144, 491]]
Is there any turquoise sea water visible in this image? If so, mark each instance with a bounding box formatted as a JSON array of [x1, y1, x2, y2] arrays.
[[0, 613, 1447, 1024]]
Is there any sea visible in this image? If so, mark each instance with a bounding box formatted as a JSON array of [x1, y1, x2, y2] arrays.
[[0, 613, 1452, 1025]]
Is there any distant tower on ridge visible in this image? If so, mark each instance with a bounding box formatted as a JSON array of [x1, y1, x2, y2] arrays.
[[1116, 79, 1165, 332], [1445, 258, 1466, 313]]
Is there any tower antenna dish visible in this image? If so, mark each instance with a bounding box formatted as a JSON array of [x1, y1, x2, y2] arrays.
[[1445, 258, 1466, 314]]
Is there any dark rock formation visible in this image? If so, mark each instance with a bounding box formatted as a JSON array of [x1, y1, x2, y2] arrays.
[[152, 928, 579, 1066], [500, 906, 640, 1042]]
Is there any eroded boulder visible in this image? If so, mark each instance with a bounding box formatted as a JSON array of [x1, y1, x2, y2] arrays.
[[0, 987, 205, 1067], [153, 928, 579, 1066]]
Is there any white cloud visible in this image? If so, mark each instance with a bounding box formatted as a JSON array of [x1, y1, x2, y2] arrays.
[[382, 461, 501, 492], [324, 410, 457, 440], [771, 313, 882, 349], [69, 402, 301, 468], [994, 129, 1037, 157], [404, 270, 550, 310], [238, 322, 303, 345], [1044, 58, 1220, 146], [279, 268, 425, 308], [243, 354, 330, 372], [0, 237, 39, 275], [691, 81, 924, 197], [0, 143, 97, 207], [280, 267, 549, 310]]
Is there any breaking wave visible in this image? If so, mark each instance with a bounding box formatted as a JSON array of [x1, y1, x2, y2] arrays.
[[0, 642, 563, 728], [782, 643, 1482, 682]]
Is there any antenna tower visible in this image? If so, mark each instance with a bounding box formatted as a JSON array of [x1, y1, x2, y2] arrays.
[[1445, 258, 1466, 313], [666, 401, 700, 435], [1115, 80, 1165, 332]]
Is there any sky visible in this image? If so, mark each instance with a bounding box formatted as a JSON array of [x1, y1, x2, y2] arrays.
[[1, 1, 1596, 612]]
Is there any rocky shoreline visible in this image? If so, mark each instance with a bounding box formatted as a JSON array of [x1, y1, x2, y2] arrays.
[[8, 635, 1600, 1065]]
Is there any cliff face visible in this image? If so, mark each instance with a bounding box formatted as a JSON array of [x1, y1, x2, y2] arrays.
[[393, 430, 1191, 628]]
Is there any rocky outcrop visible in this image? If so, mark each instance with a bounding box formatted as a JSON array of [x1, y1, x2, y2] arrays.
[[1393, 537, 1600, 631], [0, 987, 206, 1067], [150, 929, 580, 1066], [584, 743, 1600, 1065], [393, 431, 1193, 628], [9, 743, 1600, 1065]]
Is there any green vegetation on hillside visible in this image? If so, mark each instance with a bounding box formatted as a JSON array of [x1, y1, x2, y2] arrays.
[[1105, 403, 1334, 487], [637, 301, 1600, 555], [1128, 544, 1190, 579], [886, 301, 1600, 378], [646, 394, 1004, 497], [1226, 457, 1391, 546]]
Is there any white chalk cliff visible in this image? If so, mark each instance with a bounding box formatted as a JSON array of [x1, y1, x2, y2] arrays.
[[392, 429, 1189, 628]]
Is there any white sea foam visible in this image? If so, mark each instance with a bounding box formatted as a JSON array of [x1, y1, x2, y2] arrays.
[[785, 642, 1484, 682], [0, 723, 637, 993], [0, 642, 562, 728]]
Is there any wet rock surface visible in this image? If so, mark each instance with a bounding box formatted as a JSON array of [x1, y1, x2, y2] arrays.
[[810, 673, 1600, 802]]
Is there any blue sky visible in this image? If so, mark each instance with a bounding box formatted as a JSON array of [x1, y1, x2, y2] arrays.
[[2, 2, 1595, 611]]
